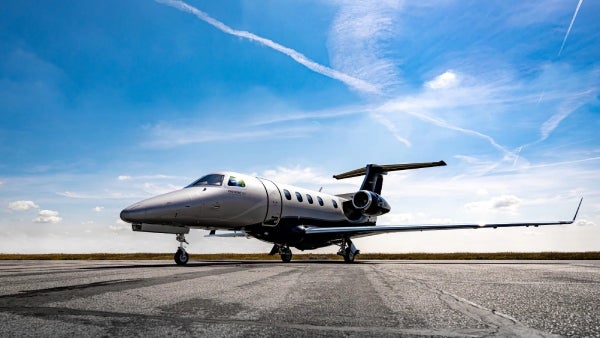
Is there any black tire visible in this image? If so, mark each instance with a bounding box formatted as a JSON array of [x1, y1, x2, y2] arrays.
[[174, 249, 189, 265], [344, 248, 355, 263], [280, 249, 292, 263]]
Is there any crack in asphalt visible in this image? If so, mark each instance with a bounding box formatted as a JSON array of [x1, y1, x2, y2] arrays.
[[1, 305, 496, 337], [370, 266, 559, 338]]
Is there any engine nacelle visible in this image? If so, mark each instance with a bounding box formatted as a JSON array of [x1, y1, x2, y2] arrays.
[[352, 190, 391, 216]]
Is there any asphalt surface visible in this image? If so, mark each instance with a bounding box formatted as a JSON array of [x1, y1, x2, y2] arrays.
[[1, 260, 599, 337]]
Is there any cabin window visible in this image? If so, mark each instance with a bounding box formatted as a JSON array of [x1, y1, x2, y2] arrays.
[[317, 196, 324, 206], [227, 176, 246, 187], [295, 192, 303, 202], [306, 194, 314, 204], [187, 174, 224, 187], [332, 199, 338, 208], [283, 189, 292, 200]]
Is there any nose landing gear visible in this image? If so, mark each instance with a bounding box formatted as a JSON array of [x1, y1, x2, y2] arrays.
[[174, 233, 189, 265]]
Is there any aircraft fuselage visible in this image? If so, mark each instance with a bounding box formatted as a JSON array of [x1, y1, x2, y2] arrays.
[[120, 161, 579, 265], [120, 172, 375, 250]]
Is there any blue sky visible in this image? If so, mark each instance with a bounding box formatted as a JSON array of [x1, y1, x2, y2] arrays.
[[1, 0, 599, 254]]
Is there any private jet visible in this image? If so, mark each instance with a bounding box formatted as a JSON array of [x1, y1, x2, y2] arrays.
[[120, 161, 582, 265]]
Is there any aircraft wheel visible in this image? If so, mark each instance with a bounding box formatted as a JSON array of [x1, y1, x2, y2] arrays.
[[344, 248, 355, 263], [174, 248, 189, 265], [280, 248, 292, 263]]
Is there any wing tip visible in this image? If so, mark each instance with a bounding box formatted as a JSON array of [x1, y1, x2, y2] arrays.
[[572, 197, 583, 222]]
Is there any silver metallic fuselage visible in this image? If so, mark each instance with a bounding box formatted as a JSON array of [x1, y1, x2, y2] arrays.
[[120, 172, 370, 248], [120, 162, 581, 262]]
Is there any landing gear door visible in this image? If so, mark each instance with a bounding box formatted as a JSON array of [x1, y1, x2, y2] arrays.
[[259, 178, 282, 226]]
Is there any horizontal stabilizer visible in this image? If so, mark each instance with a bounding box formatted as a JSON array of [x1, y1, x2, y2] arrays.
[[333, 161, 446, 180]]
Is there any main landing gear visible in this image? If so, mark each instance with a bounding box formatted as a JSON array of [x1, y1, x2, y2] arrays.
[[269, 244, 293, 263], [338, 238, 360, 263], [174, 233, 189, 266]]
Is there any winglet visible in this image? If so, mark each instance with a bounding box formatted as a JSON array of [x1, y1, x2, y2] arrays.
[[572, 197, 583, 222]]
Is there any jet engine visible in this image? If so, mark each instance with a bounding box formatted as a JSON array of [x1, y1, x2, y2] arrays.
[[352, 190, 391, 216]]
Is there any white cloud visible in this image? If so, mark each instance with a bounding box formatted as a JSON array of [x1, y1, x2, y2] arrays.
[[117, 174, 179, 181], [575, 219, 595, 227], [426, 70, 459, 90], [327, 1, 402, 94], [370, 113, 412, 147], [157, 0, 378, 94], [93, 206, 104, 212], [539, 94, 591, 141], [33, 210, 62, 224], [60, 191, 93, 199], [8, 200, 39, 211], [377, 100, 516, 163], [261, 166, 329, 186], [142, 182, 181, 196], [110, 219, 130, 233], [558, 0, 584, 56], [58, 190, 143, 199], [465, 195, 522, 213], [144, 122, 318, 148]]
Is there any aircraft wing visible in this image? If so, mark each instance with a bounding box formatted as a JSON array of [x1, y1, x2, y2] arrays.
[[304, 198, 583, 237]]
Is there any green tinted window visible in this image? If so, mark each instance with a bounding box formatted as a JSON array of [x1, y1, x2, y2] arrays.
[[228, 176, 246, 187]]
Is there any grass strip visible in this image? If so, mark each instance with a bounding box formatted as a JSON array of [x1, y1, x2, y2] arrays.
[[1, 252, 599, 260]]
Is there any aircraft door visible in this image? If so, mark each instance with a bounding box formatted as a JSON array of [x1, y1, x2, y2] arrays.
[[259, 178, 282, 226]]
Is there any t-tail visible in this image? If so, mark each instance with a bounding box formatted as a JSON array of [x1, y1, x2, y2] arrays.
[[333, 160, 447, 194], [333, 161, 447, 220]]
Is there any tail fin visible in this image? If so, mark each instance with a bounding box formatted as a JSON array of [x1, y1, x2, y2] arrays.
[[333, 161, 446, 194]]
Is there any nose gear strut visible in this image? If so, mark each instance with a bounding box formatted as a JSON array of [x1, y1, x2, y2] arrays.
[[174, 233, 189, 265]]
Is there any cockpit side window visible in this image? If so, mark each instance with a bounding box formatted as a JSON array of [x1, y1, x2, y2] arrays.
[[227, 176, 246, 187], [187, 174, 224, 187]]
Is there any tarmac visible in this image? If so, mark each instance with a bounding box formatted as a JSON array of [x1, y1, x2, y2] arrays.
[[1, 259, 599, 337]]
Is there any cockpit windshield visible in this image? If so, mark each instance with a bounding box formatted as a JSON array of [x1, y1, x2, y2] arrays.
[[186, 174, 225, 188]]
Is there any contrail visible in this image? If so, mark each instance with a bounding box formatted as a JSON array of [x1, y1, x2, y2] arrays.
[[155, 0, 379, 94], [558, 0, 584, 56]]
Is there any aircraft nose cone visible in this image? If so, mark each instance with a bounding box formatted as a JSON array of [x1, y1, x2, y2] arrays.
[[120, 204, 145, 223]]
